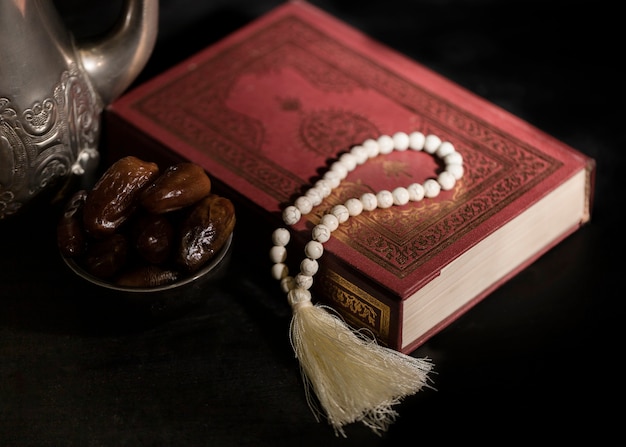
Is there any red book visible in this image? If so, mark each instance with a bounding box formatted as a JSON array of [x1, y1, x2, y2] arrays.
[[104, 0, 596, 354]]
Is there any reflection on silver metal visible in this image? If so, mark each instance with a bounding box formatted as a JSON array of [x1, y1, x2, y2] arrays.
[[61, 234, 233, 320], [0, 0, 158, 219]]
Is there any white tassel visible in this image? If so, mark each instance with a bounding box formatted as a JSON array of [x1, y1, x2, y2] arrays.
[[270, 131, 463, 436], [288, 288, 434, 437]]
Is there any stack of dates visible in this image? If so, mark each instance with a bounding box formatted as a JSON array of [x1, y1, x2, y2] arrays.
[[57, 156, 236, 288]]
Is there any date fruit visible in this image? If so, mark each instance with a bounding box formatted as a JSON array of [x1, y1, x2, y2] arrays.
[[82, 233, 128, 279], [134, 213, 175, 265], [177, 194, 236, 272], [58, 156, 235, 288], [115, 265, 180, 288], [140, 162, 212, 214], [83, 156, 159, 238]]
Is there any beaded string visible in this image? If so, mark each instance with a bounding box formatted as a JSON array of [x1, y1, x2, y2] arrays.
[[270, 131, 464, 306], [269, 130, 464, 436]]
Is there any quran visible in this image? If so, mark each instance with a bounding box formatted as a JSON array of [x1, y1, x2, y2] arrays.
[[104, 0, 596, 353]]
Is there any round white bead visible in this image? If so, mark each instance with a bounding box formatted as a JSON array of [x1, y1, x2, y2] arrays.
[[437, 171, 456, 190], [305, 187, 323, 206], [334, 159, 353, 176], [377, 134, 394, 155], [314, 179, 333, 198], [408, 131, 425, 150], [331, 204, 350, 223], [350, 145, 369, 164], [360, 192, 378, 211], [339, 152, 358, 172], [287, 287, 312, 307], [271, 262, 289, 280], [269, 245, 287, 263], [362, 138, 380, 158], [436, 141, 456, 158], [300, 258, 319, 276], [312, 224, 331, 243], [392, 132, 410, 151], [320, 213, 339, 231], [392, 187, 410, 205], [304, 240, 324, 259], [407, 183, 425, 201], [376, 190, 394, 209], [444, 151, 463, 165], [272, 227, 291, 246], [446, 163, 464, 180], [295, 273, 313, 290], [282, 206, 301, 225], [344, 197, 363, 216], [423, 178, 441, 198], [423, 134, 442, 154], [294, 196, 313, 215], [323, 170, 341, 189], [329, 160, 349, 179], [280, 276, 295, 293]]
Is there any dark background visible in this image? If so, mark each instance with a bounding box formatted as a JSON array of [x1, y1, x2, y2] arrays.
[[1, 0, 621, 445]]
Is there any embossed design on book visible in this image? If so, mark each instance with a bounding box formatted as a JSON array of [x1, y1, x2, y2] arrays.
[[318, 269, 391, 344], [132, 14, 564, 279]]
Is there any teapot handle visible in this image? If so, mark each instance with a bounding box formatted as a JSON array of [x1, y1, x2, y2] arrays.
[[76, 0, 159, 105]]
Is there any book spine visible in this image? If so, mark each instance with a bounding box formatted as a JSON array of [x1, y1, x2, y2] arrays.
[[313, 254, 401, 351]]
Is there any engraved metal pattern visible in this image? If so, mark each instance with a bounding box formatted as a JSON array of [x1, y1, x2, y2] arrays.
[[0, 0, 157, 219], [0, 65, 100, 219]]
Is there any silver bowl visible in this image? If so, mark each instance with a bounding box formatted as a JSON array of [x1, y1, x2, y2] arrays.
[[61, 233, 233, 326]]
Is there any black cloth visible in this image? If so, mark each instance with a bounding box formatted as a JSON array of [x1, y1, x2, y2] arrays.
[[2, 1, 620, 445]]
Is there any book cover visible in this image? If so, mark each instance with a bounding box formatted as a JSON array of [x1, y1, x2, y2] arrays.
[[104, 0, 595, 354]]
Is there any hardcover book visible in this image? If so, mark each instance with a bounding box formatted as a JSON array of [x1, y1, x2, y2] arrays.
[[104, 0, 596, 354]]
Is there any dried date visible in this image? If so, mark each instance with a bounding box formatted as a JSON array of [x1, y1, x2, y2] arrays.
[[58, 156, 235, 288], [115, 265, 180, 288], [82, 233, 128, 279], [177, 194, 236, 272], [140, 162, 212, 214], [82, 156, 159, 238], [134, 213, 175, 265]]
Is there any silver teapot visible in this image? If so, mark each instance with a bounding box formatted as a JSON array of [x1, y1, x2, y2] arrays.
[[0, 0, 158, 219]]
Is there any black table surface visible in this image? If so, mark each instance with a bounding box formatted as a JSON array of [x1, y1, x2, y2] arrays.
[[2, 1, 621, 445]]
